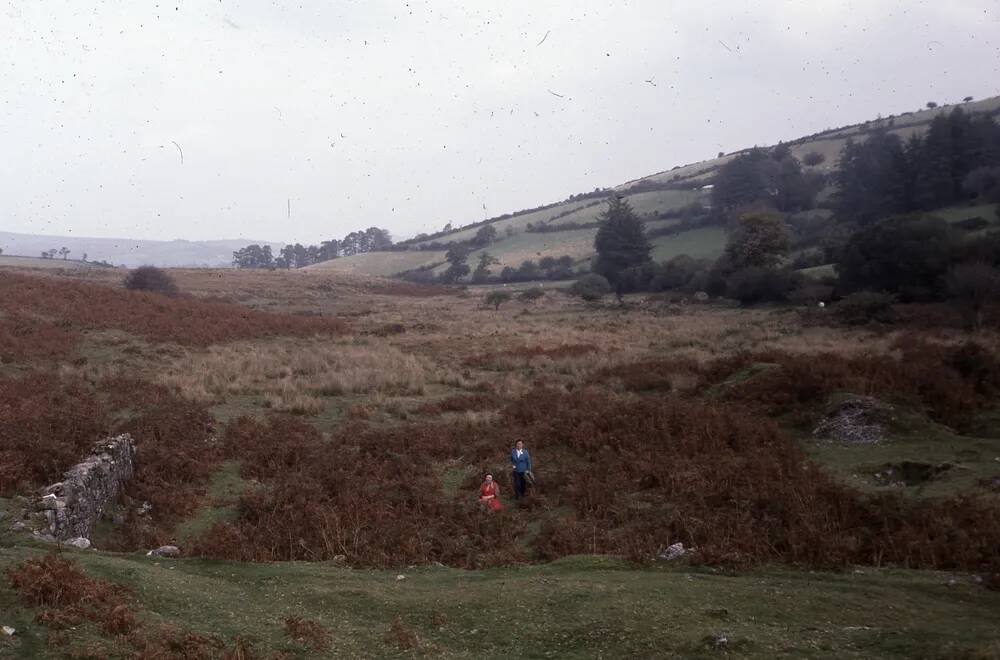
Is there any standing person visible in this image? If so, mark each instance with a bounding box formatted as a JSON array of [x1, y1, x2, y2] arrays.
[[479, 474, 502, 511], [510, 440, 533, 500]]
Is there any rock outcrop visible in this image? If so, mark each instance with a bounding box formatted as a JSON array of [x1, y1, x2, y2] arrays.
[[813, 396, 892, 444], [36, 434, 136, 541]]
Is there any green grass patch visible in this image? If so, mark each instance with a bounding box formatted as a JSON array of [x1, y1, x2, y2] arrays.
[[650, 226, 727, 262], [804, 404, 1000, 499], [174, 461, 246, 544], [0, 544, 998, 659]]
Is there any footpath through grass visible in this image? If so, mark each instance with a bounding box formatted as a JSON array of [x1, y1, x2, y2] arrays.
[[1, 538, 999, 659]]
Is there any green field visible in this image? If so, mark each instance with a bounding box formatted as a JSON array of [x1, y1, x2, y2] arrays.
[[2, 539, 998, 659], [932, 203, 999, 227], [411, 200, 597, 247], [0, 255, 100, 270], [306, 250, 447, 277], [651, 226, 727, 262]]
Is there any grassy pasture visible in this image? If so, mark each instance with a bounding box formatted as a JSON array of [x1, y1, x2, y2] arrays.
[[306, 249, 447, 277], [0, 255, 102, 270], [2, 542, 998, 659]]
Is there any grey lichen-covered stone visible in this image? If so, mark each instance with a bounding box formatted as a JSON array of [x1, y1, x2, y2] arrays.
[[147, 545, 181, 558], [36, 434, 137, 542], [813, 396, 892, 444]]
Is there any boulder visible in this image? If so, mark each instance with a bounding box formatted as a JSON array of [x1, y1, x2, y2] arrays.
[[147, 545, 181, 558], [659, 542, 687, 561], [813, 396, 892, 444], [63, 537, 91, 550]]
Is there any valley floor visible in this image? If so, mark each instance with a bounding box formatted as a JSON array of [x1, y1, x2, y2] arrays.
[[3, 265, 1000, 658]]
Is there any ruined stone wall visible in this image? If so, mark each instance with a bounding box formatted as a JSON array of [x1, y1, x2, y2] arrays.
[[36, 434, 136, 541]]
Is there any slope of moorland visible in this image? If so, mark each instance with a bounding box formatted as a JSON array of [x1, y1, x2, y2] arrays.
[[318, 95, 1000, 279], [1, 265, 999, 658]]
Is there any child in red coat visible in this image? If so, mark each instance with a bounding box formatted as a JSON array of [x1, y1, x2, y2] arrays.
[[479, 474, 502, 511]]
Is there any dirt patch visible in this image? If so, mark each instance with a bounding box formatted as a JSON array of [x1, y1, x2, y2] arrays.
[[873, 461, 953, 487]]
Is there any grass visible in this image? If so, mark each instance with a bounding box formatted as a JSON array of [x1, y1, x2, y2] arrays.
[[803, 406, 1000, 500], [306, 250, 447, 277], [0, 255, 100, 270], [160, 338, 445, 407], [650, 226, 727, 261], [932, 203, 999, 226], [174, 461, 247, 544], [1, 544, 998, 659], [800, 263, 837, 279]]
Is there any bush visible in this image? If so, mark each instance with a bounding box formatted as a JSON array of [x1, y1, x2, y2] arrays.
[[483, 291, 513, 310], [518, 288, 545, 302], [946, 262, 1000, 329], [803, 151, 826, 166], [790, 248, 826, 270], [788, 282, 834, 305], [835, 290, 897, 325], [571, 274, 611, 301], [648, 256, 708, 292], [725, 267, 802, 305], [123, 265, 178, 295], [836, 215, 956, 301]]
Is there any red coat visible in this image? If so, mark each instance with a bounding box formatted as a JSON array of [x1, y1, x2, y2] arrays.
[[479, 483, 502, 511]]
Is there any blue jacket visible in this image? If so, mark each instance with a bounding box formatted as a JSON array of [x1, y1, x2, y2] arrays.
[[510, 448, 533, 473]]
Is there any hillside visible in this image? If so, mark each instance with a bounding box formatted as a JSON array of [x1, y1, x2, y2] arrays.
[[335, 95, 1000, 280], [0, 254, 107, 270], [0, 230, 282, 268]]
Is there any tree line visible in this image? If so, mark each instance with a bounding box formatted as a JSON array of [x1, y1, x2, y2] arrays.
[[573, 107, 1000, 327], [233, 227, 392, 269], [836, 107, 1000, 223]]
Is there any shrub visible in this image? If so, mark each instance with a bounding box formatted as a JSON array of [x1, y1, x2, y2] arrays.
[[484, 290, 513, 310], [0, 314, 79, 363], [790, 248, 826, 270], [725, 267, 802, 305], [123, 265, 178, 295], [803, 151, 826, 166], [946, 262, 1000, 328], [571, 274, 611, 301], [518, 288, 545, 302], [283, 616, 332, 652], [0, 270, 346, 346], [836, 215, 956, 301], [6, 554, 136, 634], [835, 290, 897, 325], [788, 282, 834, 305], [0, 374, 109, 495]]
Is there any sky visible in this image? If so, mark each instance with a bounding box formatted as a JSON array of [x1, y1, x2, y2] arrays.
[[2, 1, 999, 244]]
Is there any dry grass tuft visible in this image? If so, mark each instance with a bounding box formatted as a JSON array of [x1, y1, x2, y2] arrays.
[[283, 615, 332, 651], [161, 339, 439, 405]]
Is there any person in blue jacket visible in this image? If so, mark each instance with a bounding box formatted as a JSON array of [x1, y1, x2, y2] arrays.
[[509, 440, 533, 499]]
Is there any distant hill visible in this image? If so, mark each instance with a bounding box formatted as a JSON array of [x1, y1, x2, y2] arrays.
[[332, 95, 1000, 280], [0, 231, 282, 268]]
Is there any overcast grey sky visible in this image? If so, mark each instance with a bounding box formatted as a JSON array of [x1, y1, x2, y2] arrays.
[[2, 1, 998, 243]]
